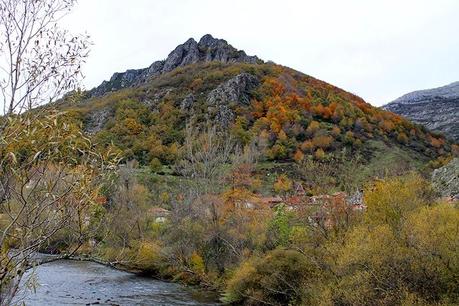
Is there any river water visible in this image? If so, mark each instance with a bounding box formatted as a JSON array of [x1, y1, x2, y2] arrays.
[[14, 260, 219, 306]]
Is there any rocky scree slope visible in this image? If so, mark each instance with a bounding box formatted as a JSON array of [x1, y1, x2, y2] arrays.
[[384, 82, 459, 142], [432, 158, 459, 199]]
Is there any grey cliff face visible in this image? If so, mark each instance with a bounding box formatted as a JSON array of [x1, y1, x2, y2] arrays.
[[180, 93, 195, 110], [162, 38, 200, 72], [432, 158, 459, 198], [89, 34, 261, 97], [384, 82, 459, 142], [206, 73, 260, 125]]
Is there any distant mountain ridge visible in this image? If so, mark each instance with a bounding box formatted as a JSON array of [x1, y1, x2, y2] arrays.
[[384, 82, 459, 142], [89, 34, 261, 97], [392, 82, 459, 103]]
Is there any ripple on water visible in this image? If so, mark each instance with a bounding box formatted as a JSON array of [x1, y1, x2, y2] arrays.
[[14, 260, 219, 306]]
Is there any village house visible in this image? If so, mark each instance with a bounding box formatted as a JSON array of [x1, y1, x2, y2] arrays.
[[259, 196, 284, 208], [147, 207, 171, 223], [236, 196, 283, 209], [235, 181, 366, 230]]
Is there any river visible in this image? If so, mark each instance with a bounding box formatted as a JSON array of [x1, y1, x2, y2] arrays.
[[14, 260, 219, 306]]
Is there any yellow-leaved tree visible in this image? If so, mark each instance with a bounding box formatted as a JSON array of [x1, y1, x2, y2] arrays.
[[0, 0, 119, 303]]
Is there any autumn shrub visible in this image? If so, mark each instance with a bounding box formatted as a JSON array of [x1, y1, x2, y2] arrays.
[[224, 249, 317, 305], [273, 174, 292, 194], [149, 158, 162, 173], [364, 173, 435, 231], [314, 148, 326, 160], [189, 251, 206, 275], [301, 140, 314, 153], [293, 149, 305, 163], [402, 204, 459, 303], [132, 240, 164, 273], [331, 175, 459, 305], [331, 203, 459, 306], [397, 132, 409, 144], [312, 135, 333, 149], [307, 120, 320, 134], [333, 224, 409, 305]]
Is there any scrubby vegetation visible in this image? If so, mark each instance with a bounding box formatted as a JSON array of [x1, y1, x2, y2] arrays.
[[62, 62, 454, 170], [3, 60, 457, 305], [58, 147, 459, 306], [38, 60, 459, 306], [2, 15, 457, 303], [17, 122, 451, 306]]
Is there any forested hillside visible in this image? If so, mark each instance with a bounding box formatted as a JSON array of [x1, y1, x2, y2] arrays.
[[2, 32, 458, 306], [63, 59, 455, 174]]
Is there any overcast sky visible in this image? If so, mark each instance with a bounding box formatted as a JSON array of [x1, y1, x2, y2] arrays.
[[63, 0, 459, 106]]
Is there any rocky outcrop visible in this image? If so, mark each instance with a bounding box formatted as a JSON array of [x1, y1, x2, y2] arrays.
[[89, 34, 261, 97], [84, 106, 113, 134], [432, 158, 459, 199], [206, 73, 260, 125], [384, 82, 459, 142], [180, 93, 195, 110]]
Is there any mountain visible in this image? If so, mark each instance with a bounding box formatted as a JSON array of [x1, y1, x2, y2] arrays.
[[63, 34, 454, 176], [384, 82, 459, 142], [89, 34, 261, 97]]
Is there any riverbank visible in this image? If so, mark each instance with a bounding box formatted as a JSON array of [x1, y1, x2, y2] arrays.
[[17, 258, 220, 305], [32, 251, 220, 296]]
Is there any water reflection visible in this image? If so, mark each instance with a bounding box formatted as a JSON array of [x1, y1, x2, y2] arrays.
[[15, 260, 218, 306]]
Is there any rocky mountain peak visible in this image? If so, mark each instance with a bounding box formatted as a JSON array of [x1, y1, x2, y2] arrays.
[[89, 34, 261, 97], [198, 34, 216, 46]]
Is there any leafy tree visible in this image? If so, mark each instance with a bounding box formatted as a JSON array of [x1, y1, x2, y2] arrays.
[[293, 150, 305, 163], [397, 132, 409, 144], [307, 120, 321, 134], [0, 0, 101, 303], [267, 205, 293, 247], [314, 148, 326, 160], [334, 224, 407, 305], [364, 173, 433, 231], [273, 174, 293, 194], [0, 113, 117, 303], [402, 204, 459, 302], [312, 135, 333, 149]]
